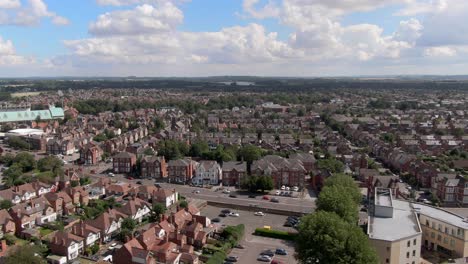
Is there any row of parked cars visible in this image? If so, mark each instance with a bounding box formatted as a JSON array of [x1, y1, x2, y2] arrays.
[[283, 215, 300, 228], [257, 248, 288, 263]]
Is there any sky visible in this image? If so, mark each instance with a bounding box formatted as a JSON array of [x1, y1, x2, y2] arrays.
[[0, 0, 467, 77]]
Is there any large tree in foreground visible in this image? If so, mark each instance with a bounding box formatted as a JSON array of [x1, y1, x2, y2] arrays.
[[296, 211, 378, 264], [316, 184, 359, 224], [324, 173, 362, 204]]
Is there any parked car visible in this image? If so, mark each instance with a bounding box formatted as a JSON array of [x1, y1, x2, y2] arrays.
[[225, 256, 238, 262], [285, 187, 290, 191], [254, 211, 265, 216], [248, 194, 256, 198], [275, 190, 280, 195], [271, 197, 279, 203], [262, 195, 270, 200], [228, 212, 240, 217], [192, 190, 200, 194], [257, 255, 272, 262], [219, 213, 227, 217], [284, 222, 293, 227], [128, 177, 134, 180], [275, 248, 287, 255], [293, 186, 299, 192], [234, 244, 245, 249], [229, 194, 238, 198], [281, 185, 285, 190], [212, 218, 221, 223], [223, 189, 231, 194], [136, 181, 142, 185], [261, 250, 275, 257], [221, 209, 231, 214]]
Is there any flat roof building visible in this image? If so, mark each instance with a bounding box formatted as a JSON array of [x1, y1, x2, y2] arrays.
[[368, 188, 422, 264], [0, 105, 64, 123]]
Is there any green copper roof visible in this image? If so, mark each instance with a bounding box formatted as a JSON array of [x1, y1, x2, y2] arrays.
[[0, 107, 65, 123]]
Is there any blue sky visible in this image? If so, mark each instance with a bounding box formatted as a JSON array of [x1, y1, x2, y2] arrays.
[[0, 0, 467, 76]]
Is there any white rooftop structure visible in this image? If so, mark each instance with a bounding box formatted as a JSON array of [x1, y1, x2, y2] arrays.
[[412, 203, 468, 230], [7, 128, 45, 136], [368, 188, 422, 241]]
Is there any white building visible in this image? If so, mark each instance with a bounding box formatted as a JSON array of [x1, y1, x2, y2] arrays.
[[368, 188, 422, 264], [193, 160, 222, 185]]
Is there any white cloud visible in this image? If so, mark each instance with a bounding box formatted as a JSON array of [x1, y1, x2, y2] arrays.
[[95, 0, 190, 6], [89, 3, 182, 36], [0, 0, 69, 26], [395, 0, 447, 16], [0, 0, 21, 9], [424, 46, 456, 57], [242, 0, 280, 19], [0, 35, 33, 65]]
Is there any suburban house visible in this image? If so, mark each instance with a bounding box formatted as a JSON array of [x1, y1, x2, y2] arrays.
[[221, 161, 247, 187], [113, 151, 137, 174], [251, 155, 307, 188], [79, 142, 103, 165], [48, 231, 85, 261], [193, 161, 222, 185], [44, 191, 76, 216], [129, 186, 178, 208], [70, 221, 101, 248], [86, 209, 128, 243], [116, 198, 151, 223], [10, 196, 57, 236], [140, 156, 167, 179], [168, 158, 198, 184], [0, 209, 16, 238]]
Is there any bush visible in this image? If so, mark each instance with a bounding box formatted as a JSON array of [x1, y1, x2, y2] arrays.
[[205, 251, 227, 264], [254, 228, 297, 240]]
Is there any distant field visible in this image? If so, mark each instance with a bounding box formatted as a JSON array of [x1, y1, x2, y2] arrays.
[[11, 92, 42, 98]]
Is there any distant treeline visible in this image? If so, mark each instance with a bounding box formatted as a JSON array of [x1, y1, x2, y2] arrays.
[[1, 78, 468, 93]]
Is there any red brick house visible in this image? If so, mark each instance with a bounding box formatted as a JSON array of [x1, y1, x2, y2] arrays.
[[251, 155, 307, 188], [79, 142, 103, 165], [140, 156, 167, 179], [113, 151, 137, 174], [0, 209, 15, 238], [167, 158, 198, 184], [221, 161, 247, 187]]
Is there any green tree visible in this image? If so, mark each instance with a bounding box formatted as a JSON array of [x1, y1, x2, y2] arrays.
[[296, 211, 378, 264], [239, 145, 262, 173], [256, 175, 274, 192], [37, 156, 63, 176], [14, 152, 36, 172], [0, 199, 13, 210], [316, 185, 359, 224], [153, 117, 165, 132], [324, 174, 362, 204], [3, 244, 47, 264], [119, 217, 137, 241], [317, 158, 345, 173], [179, 200, 188, 209], [8, 136, 30, 150], [157, 140, 189, 160], [2, 164, 24, 187], [150, 203, 167, 222], [189, 140, 210, 157]]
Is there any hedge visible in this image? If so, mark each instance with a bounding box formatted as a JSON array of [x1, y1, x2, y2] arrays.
[[254, 228, 297, 241]]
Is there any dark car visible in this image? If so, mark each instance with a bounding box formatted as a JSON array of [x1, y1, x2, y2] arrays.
[[284, 222, 293, 227], [248, 194, 256, 198], [271, 198, 279, 203], [221, 209, 231, 214], [225, 256, 238, 262], [219, 213, 227, 217], [275, 248, 287, 255], [229, 194, 238, 198], [261, 250, 275, 257], [212, 218, 221, 223], [234, 244, 245, 249], [136, 181, 142, 185]]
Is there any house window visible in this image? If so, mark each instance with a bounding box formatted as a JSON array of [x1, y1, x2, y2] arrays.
[[437, 235, 442, 241], [412, 250, 416, 256], [413, 239, 417, 245], [386, 247, 390, 252], [450, 240, 455, 247], [386, 259, 389, 263], [407, 241, 411, 247], [431, 232, 435, 238], [426, 220, 430, 226], [444, 237, 448, 244], [406, 252, 410, 258]]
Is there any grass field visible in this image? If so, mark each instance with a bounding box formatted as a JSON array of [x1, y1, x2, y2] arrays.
[[11, 92, 42, 98]]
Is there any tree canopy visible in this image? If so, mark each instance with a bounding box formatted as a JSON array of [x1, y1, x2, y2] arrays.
[[316, 184, 359, 224], [296, 211, 378, 264]]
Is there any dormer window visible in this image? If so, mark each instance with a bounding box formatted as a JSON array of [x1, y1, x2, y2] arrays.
[[35, 204, 40, 208]]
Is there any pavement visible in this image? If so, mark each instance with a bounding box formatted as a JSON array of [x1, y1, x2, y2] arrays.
[[201, 205, 298, 264]]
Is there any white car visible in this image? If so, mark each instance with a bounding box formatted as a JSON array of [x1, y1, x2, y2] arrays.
[[254, 211, 265, 216], [281, 185, 286, 190], [223, 189, 231, 194], [285, 187, 290, 191], [293, 186, 299, 192], [108, 242, 118, 250], [228, 212, 240, 217], [108, 172, 115, 177], [275, 190, 280, 195]]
